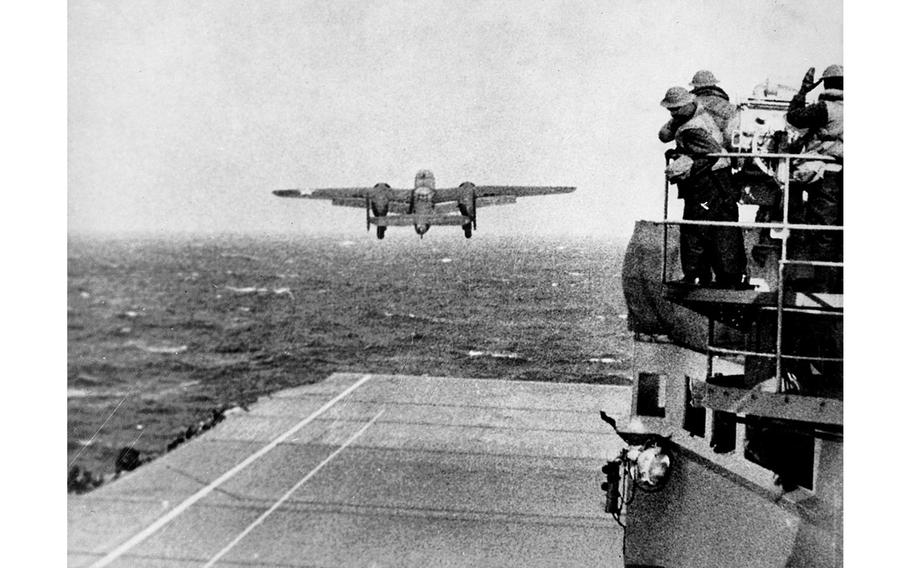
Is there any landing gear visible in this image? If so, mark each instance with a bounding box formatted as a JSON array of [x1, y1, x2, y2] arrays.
[[376, 226, 386, 240], [462, 224, 472, 239]]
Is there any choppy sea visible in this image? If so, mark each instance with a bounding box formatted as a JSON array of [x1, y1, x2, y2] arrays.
[[68, 233, 632, 482]]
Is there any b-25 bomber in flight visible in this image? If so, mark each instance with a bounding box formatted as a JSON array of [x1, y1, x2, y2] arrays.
[[273, 169, 575, 239]]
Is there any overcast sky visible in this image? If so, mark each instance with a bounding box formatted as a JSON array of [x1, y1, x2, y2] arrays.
[[68, 0, 842, 238]]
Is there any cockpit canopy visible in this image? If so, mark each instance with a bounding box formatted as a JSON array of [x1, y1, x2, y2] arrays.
[[414, 169, 436, 190]]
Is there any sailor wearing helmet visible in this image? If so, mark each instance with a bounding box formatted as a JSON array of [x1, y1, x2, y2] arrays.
[[661, 86, 748, 288], [787, 64, 843, 292], [659, 70, 737, 148]]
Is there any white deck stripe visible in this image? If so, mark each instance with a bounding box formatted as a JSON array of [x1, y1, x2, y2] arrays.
[[89, 374, 375, 568], [202, 408, 386, 567]]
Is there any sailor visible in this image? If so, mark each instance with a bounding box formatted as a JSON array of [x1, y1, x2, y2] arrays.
[[660, 70, 737, 148], [661, 86, 747, 288], [786, 64, 843, 291]]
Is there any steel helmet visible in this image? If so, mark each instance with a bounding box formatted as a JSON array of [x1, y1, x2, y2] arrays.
[[690, 70, 719, 88], [822, 64, 843, 79], [660, 87, 696, 109]]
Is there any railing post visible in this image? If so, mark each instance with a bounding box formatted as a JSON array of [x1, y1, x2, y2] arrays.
[[662, 157, 670, 284], [706, 317, 714, 383], [775, 157, 791, 391]]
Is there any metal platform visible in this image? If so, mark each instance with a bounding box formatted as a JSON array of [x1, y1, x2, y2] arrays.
[[663, 282, 843, 311], [68, 373, 631, 568]]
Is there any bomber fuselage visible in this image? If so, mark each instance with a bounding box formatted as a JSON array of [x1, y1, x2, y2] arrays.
[[412, 169, 437, 235]]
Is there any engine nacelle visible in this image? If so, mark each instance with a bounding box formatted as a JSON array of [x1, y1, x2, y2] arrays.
[[457, 182, 477, 229], [370, 183, 391, 216]]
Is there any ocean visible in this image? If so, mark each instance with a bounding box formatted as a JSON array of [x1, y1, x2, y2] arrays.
[[67, 233, 632, 483]]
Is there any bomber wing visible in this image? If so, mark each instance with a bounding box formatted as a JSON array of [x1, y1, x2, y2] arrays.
[[433, 185, 575, 204], [273, 187, 413, 208], [474, 185, 576, 197]]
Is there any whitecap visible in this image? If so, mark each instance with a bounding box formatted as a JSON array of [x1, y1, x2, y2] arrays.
[[588, 357, 619, 364], [126, 340, 188, 355], [273, 287, 295, 298], [144, 345, 187, 355], [74, 373, 103, 385], [225, 285, 292, 297], [67, 388, 89, 398], [491, 351, 521, 359], [468, 350, 522, 360], [225, 286, 268, 294], [440, 258, 453, 263]]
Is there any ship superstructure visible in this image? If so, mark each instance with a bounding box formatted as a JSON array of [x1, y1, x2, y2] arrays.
[[604, 84, 843, 568]]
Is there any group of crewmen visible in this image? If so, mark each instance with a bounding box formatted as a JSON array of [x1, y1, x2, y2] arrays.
[[660, 65, 844, 292]]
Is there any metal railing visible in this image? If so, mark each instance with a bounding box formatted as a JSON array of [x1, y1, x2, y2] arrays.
[[659, 152, 843, 391]]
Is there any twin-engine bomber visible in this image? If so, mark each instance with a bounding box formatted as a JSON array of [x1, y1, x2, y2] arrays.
[[273, 169, 575, 239]]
